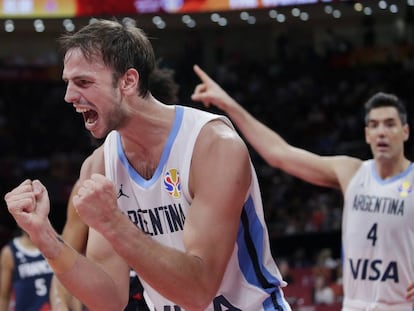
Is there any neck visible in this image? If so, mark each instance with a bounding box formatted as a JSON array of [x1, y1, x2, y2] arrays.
[[376, 158, 411, 180], [19, 234, 37, 249]]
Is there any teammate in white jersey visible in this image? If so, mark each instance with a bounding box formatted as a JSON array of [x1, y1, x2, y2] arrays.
[[3, 19, 291, 311], [191, 65, 414, 311]]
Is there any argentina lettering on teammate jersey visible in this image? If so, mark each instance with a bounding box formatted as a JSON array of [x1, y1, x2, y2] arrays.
[[342, 160, 414, 306], [352, 194, 405, 216]]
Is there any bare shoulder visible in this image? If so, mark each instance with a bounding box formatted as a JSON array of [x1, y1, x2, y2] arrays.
[[189, 118, 251, 213], [332, 155, 363, 172], [79, 145, 105, 180], [196, 119, 249, 162], [330, 155, 363, 190], [194, 119, 250, 171], [199, 119, 247, 148]]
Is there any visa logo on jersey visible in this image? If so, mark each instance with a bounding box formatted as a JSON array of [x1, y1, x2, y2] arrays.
[[348, 258, 398, 282], [164, 168, 181, 199]]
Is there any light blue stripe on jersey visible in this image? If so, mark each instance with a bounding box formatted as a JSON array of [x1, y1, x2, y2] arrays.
[[237, 196, 288, 310], [370, 160, 414, 184], [116, 106, 184, 188]]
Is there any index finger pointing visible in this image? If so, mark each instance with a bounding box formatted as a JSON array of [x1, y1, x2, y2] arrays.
[[193, 64, 213, 84]]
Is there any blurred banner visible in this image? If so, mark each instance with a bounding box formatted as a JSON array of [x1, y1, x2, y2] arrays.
[[0, 0, 343, 18], [0, 0, 75, 17]]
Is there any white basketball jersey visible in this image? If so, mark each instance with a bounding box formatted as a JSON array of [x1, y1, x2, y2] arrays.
[[104, 105, 291, 311], [343, 160, 414, 310]]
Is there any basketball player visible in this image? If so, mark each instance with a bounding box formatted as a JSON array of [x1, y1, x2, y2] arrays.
[[0, 230, 53, 311], [191, 65, 414, 310], [4, 19, 291, 310], [49, 62, 180, 311]]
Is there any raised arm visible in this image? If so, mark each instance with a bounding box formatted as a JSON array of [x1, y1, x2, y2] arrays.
[[191, 65, 361, 190], [4, 148, 131, 311]]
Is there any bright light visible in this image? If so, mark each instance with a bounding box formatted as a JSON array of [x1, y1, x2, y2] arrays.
[[63, 19, 75, 32], [300, 12, 309, 21], [218, 17, 228, 26], [291, 7, 301, 17], [210, 13, 221, 22], [332, 9, 341, 18], [4, 19, 14, 32], [277, 13, 286, 22], [324, 5, 333, 14], [363, 7, 373, 15], [34, 19, 45, 32], [269, 9, 278, 18], [378, 1, 387, 9], [389, 4, 398, 13], [240, 11, 250, 20]]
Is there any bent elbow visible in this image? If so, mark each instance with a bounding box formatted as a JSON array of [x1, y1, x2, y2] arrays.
[[87, 297, 127, 311], [181, 288, 217, 311]]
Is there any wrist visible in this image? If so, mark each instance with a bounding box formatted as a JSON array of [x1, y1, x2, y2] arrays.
[[46, 235, 79, 275], [100, 209, 127, 242]]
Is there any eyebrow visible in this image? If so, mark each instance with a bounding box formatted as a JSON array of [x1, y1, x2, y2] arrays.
[[367, 117, 397, 124], [62, 73, 93, 81]]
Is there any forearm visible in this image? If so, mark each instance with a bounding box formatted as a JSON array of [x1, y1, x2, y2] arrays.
[[51, 242, 126, 311], [50, 276, 84, 311], [50, 276, 69, 311], [0, 297, 10, 311], [32, 226, 125, 311], [102, 216, 215, 310]]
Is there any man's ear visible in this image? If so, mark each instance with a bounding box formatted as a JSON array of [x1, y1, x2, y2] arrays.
[[364, 126, 370, 144], [403, 123, 409, 142], [121, 68, 139, 94]]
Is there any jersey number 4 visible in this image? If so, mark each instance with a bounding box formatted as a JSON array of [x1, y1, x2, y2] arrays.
[[366, 223, 378, 246]]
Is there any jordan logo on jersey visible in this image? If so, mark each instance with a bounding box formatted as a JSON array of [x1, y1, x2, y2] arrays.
[[164, 168, 181, 199], [117, 184, 130, 199]]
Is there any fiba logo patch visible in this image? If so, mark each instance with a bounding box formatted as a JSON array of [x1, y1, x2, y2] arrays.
[[164, 168, 181, 199], [398, 180, 413, 198]]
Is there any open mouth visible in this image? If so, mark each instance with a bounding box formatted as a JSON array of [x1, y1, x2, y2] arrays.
[[377, 142, 389, 150], [76, 107, 98, 127]]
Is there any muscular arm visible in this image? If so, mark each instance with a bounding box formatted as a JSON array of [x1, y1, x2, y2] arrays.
[[0, 245, 13, 311], [192, 65, 362, 191], [4, 148, 131, 311], [51, 148, 130, 311], [80, 121, 250, 310], [50, 181, 87, 311]]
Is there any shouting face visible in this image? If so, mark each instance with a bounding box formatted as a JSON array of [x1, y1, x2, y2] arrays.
[[62, 48, 128, 139]]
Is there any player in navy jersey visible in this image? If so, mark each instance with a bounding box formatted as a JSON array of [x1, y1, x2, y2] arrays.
[[0, 230, 53, 311], [191, 65, 414, 311]]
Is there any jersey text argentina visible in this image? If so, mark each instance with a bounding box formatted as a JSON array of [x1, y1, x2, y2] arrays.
[[104, 105, 291, 311], [343, 160, 414, 310]]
